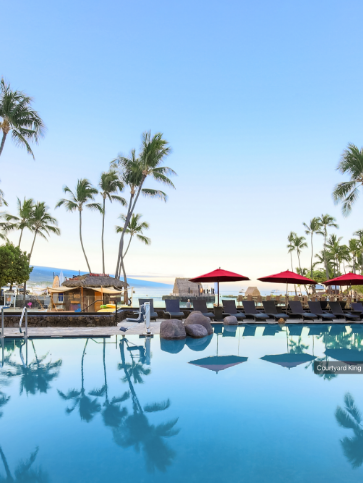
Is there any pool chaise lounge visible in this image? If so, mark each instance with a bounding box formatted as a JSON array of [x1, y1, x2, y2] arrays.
[[165, 299, 184, 319], [222, 300, 246, 321], [289, 301, 317, 321], [193, 299, 215, 320], [262, 300, 290, 320], [328, 302, 361, 321], [351, 302, 363, 319], [308, 302, 336, 321], [242, 301, 269, 322]]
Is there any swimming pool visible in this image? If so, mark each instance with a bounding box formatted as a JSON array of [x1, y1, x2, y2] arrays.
[[1, 324, 362, 482]]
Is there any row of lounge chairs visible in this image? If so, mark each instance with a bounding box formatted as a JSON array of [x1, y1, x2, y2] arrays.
[[128, 298, 363, 323]]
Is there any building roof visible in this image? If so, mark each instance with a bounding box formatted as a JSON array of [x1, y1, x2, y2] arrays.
[[62, 274, 127, 289], [245, 287, 261, 297], [173, 278, 202, 295]]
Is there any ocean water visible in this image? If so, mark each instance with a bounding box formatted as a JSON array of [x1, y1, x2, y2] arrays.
[[1, 324, 363, 482]]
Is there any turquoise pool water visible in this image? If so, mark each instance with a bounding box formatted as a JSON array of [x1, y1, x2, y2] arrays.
[[1, 324, 363, 482]]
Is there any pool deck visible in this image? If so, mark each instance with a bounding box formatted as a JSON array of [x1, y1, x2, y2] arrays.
[[0, 317, 355, 338]]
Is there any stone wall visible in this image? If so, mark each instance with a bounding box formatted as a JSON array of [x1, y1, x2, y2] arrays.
[[3, 312, 126, 327]]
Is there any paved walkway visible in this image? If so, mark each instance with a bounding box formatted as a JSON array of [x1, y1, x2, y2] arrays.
[[0, 317, 352, 338]]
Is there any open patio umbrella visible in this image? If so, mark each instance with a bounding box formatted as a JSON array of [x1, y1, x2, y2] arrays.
[[261, 353, 316, 369], [258, 270, 317, 313], [189, 268, 250, 307], [189, 355, 248, 374], [324, 272, 363, 297]]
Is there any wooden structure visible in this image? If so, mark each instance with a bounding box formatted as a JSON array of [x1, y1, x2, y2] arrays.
[[245, 287, 261, 297], [173, 278, 203, 296], [48, 274, 127, 312]]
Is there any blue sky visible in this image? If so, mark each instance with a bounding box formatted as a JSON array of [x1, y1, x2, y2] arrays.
[[1, 0, 363, 288]]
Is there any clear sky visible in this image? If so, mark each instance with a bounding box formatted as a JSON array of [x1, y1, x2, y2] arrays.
[[2, 0, 363, 289]]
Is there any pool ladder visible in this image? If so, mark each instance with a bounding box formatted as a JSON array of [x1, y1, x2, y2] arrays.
[[0, 306, 28, 339]]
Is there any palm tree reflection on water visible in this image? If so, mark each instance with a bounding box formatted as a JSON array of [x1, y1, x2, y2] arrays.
[[0, 446, 49, 483], [336, 393, 363, 469]]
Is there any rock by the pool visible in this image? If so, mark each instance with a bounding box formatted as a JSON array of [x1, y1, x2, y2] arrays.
[[185, 324, 208, 338], [160, 319, 186, 339], [224, 316, 238, 325], [184, 311, 213, 335]]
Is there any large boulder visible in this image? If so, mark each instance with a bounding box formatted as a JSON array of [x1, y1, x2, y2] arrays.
[[185, 324, 208, 338], [186, 334, 213, 351], [160, 338, 186, 354], [223, 316, 238, 325], [160, 319, 186, 340], [184, 311, 213, 335]]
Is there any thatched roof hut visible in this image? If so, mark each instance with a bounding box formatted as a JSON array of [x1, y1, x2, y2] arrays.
[[245, 287, 260, 297], [173, 278, 202, 296], [62, 274, 127, 289]]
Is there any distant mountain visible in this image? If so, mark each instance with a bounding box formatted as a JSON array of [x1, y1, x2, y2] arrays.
[[29, 265, 172, 288]]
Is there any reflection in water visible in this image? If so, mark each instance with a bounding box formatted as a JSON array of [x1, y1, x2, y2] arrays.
[[336, 393, 363, 469], [114, 338, 180, 473], [0, 446, 49, 482], [160, 338, 185, 354], [186, 334, 212, 351], [6, 341, 62, 396], [90, 339, 130, 428], [58, 339, 101, 422], [189, 355, 248, 374]]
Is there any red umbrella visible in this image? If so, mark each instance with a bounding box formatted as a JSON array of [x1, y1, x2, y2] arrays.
[[258, 270, 317, 313], [189, 268, 250, 306], [324, 272, 363, 286]]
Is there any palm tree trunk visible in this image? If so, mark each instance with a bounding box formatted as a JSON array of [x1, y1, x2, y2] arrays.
[[0, 132, 8, 157], [324, 232, 329, 279], [123, 235, 133, 258], [310, 233, 313, 278], [79, 210, 91, 273], [18, 228, 23, 247], [0, 447, 13, 480], [101, 198, 106, 274], [29, 230, 37, 261], [103, 338, 108, 402], [290, 252, 297, 295]]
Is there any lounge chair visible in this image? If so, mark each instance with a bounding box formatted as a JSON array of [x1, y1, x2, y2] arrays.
[[262, 301, 290, 321], [242, 301, 269, 321], [165, 299, 184, 319], [126, 304, 145, 323], [193, 299, 215, 319], [288, 301, 317, 321], [135, 299, 158, 320], [308, 302, 336, 321], [222, 300, 246, 321], [351, 302, 363, 318], [328, 302, 360, 321]]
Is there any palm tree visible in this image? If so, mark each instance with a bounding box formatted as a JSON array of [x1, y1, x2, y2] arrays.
[[112, 132, 176, 283], [325, 234, 349, 278], [335, 393, 363, 468], [2, 197, 34, 247], [0, 188, 7, 208], [317, 214, 339, 279], [58, 339, 101, 423], [0, 78, 45, 158], [28, 202, 60, 262], [333, 144, 363, 216], [303, 217, 322, 278], [99, 171, 126, 274], [348, 238, 361, 273], [287, 231, 297, 271], [116, 213, 150, 258], [55, 179, 101, 273], [289, 235, 307, 271]]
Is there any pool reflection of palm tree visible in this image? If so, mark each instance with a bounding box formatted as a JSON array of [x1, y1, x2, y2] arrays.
[[7, 341, 62, 395], [89, 338, 130, 428], [114, 338, 180, 472], [335, 393, 363, 469], [289, 337, 309, 354], [0, 446, 49, 482], [58, 339, 101, 423]]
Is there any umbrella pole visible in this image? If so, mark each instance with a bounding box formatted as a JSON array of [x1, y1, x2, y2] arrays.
[[218, 281, 220, 307], [286, 282, 288, 315]]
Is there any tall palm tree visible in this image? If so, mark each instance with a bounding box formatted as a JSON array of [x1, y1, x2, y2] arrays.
[[289, 235, 307, 271], [56, 179, 101, 273], [0, 446, 49, 482], [317, 214, 339, 279], [116, 213, 150, 258], [3, 197, 34, 247], [303, 217, 322, 278], [99, 170, 126, 274], [287, 231, 297, 271], [348, 238, 361, 273], [112, 132, 176, 283], [333, 144, 363, 216], [0, 78, 45, 158], [325, 234, 349, 278], [28, 202, 60, 262], [335, 393, 363, 468]]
